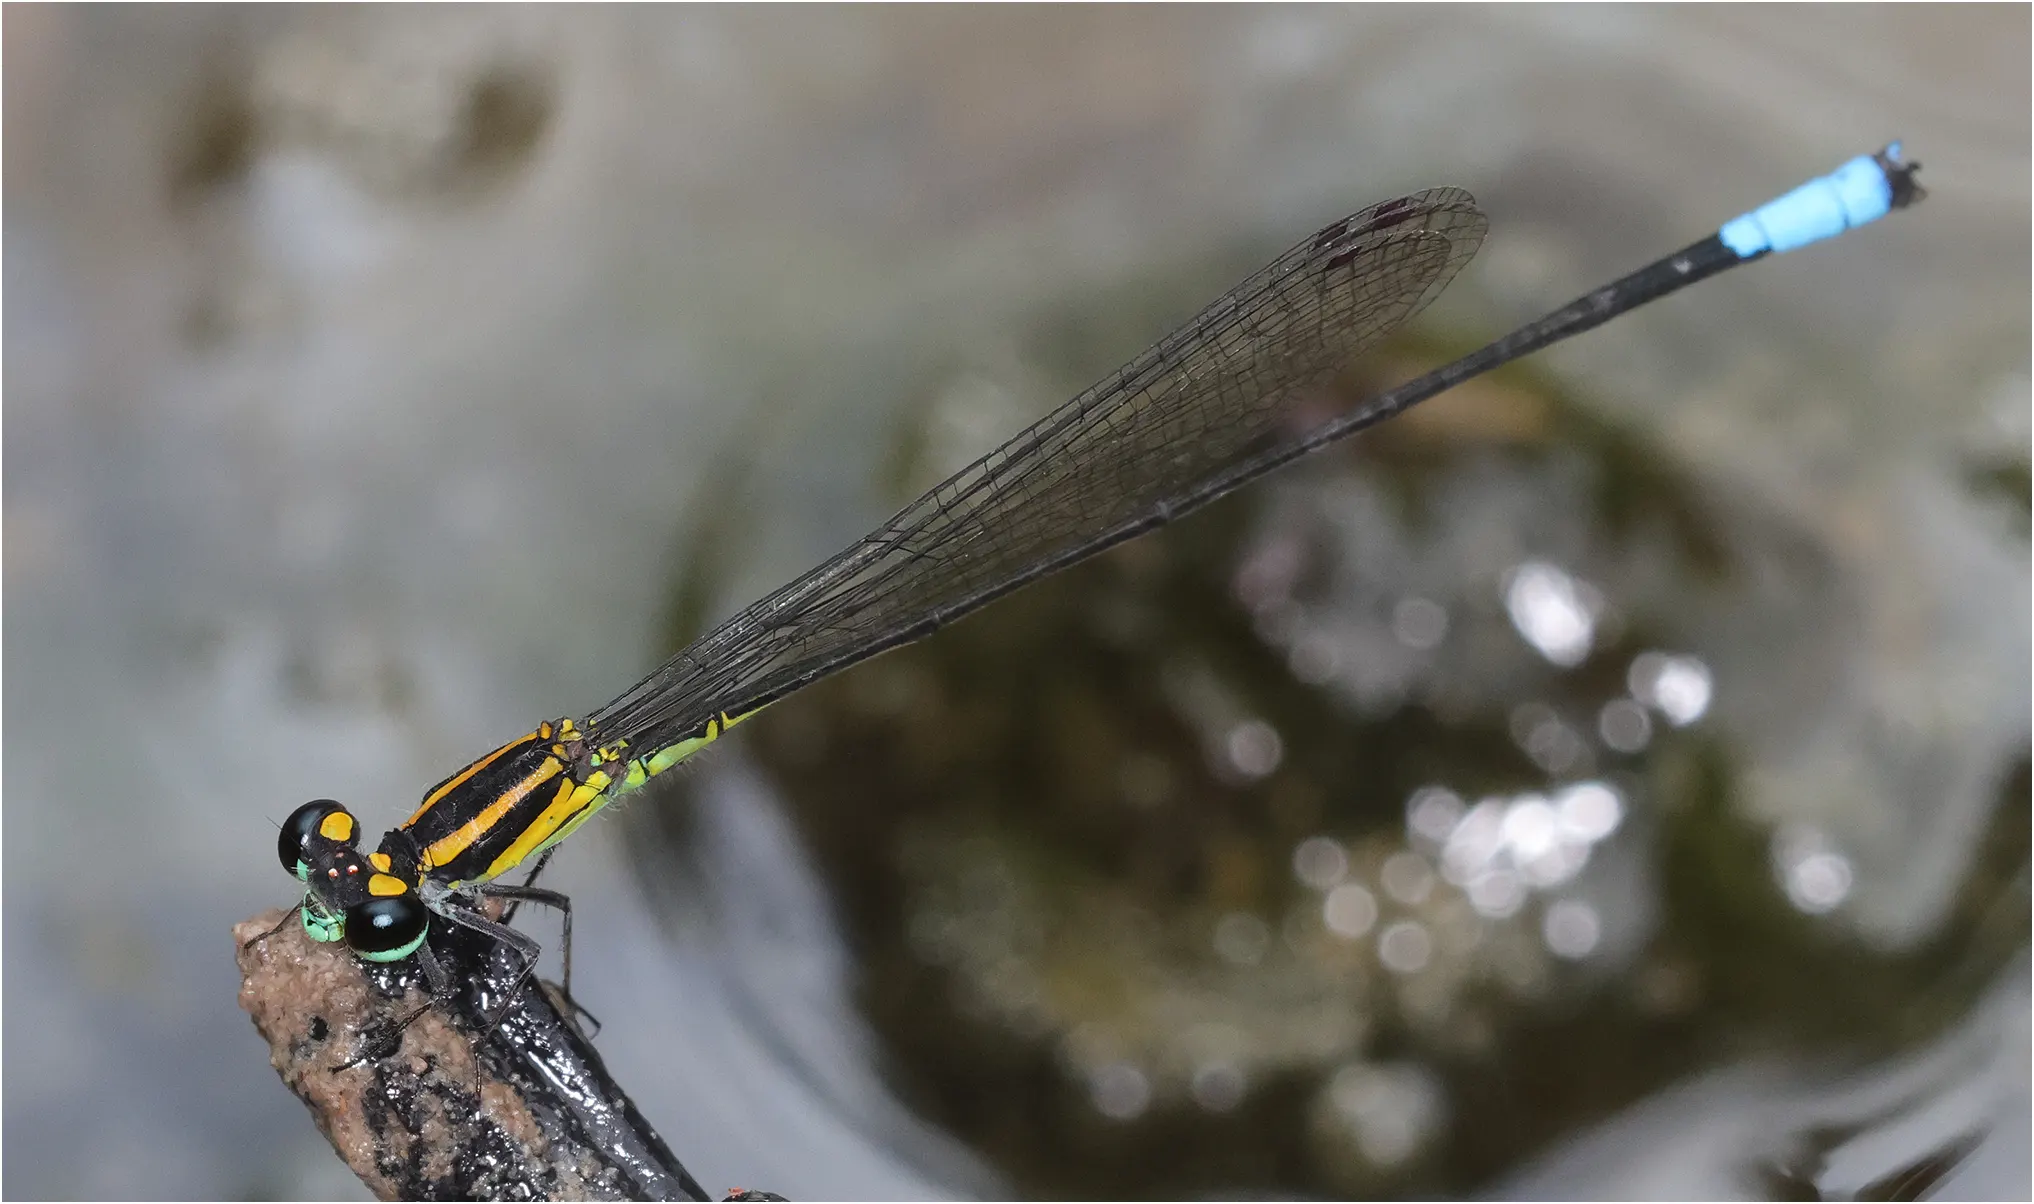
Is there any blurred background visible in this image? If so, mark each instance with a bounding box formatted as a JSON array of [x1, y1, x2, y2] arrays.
[[4, 6, 2028, 1200]]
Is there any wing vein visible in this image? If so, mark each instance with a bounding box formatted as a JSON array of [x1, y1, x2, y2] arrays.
[[591, 189, 1487, 752]]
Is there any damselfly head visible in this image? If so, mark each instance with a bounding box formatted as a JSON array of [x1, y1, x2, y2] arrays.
[[279, 799, 360, 882], [280, 798, 373, 918], [277, 799, 431, 960]]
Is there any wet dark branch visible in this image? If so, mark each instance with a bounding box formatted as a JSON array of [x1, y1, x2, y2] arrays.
[[235, 910, 779, 1202]]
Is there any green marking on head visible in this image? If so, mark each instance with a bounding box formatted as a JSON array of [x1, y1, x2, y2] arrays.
[[293, 859, 311, 883], [300, 903, 345, 944]]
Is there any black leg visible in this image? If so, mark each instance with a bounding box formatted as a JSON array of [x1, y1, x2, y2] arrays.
[[241, 907, 297, 952], [473, 883, 575, 998], [470, 882, 600, 1034], [415, 934, 454, 997], [499, 847, 558, 925], [432, 898, 550, 1047]]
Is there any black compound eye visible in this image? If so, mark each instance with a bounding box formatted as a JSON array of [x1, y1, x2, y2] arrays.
[[344, 895, 429, 962], [279, 800, 354, 878]]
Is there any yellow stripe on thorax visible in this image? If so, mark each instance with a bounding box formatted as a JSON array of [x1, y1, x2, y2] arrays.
[[402, 723, 555, 830], [447, 708, 767, 884], [477, 768, 617, 882], [420, 755, 564, 871], [476, 707, 768, 880]]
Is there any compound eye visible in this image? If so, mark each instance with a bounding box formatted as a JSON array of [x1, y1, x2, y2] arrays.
[[344, 895, 428, 962], [279, 800, 355, 879]]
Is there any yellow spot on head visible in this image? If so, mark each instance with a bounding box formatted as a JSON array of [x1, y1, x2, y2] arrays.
[[318, 811, 355, 843], [368, 873, 409, 898], [368, 851, 392, 873]]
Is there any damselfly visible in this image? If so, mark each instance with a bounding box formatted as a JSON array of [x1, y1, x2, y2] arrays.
[[270, 144, 1923, 1018]]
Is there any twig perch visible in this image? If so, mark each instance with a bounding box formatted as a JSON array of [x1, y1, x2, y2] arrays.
[[235, 909, 778, 1201]]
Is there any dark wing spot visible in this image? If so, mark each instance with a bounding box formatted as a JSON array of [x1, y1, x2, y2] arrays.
[[1363, 201, 1419, 232]]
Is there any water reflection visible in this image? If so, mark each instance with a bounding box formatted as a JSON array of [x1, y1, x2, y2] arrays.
[[1543, 898, 1603, 960], [1630, 650, 1715, 727], [1772, 822, 1857, 915], [1504, 560, 1603, 668], [1322, 883, 1378, 941], [1291, 834, 1349, 890], [1089, 1062, 1152, 1121], [1316, 1061, 1448, 1171]]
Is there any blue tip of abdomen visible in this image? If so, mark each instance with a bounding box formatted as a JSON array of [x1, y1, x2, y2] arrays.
[[1720, 142, 1907, 258]]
